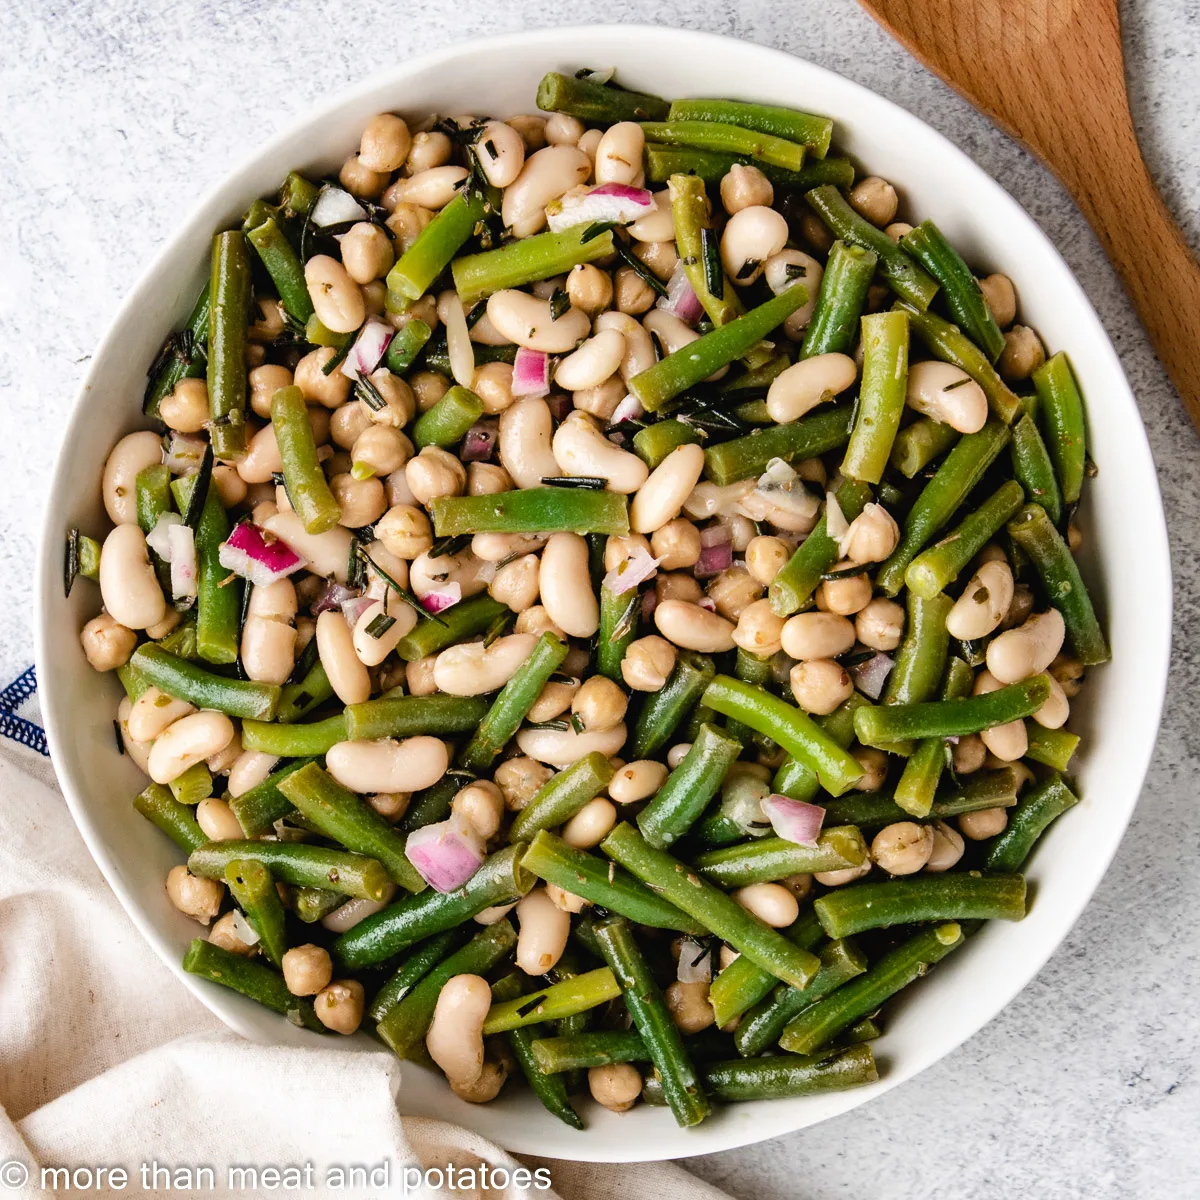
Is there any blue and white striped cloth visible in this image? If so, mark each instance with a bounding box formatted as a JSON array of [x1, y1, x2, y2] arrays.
[[0, 666, 48, 757]]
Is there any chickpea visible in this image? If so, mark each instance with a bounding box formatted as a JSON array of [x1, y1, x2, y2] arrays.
[[462, 463, 507, 497], [494, 755, 553, 811], [368, 791, 410, 822], [706, 565, 763, 621], [248, 364, 293, 418], [339, 222, 394, 284], [80, 612, 136, 672], [621, 635, 676, 691], [650, 518, 701, 570], [282, 944, 334, 995], [1051, 654, 1085, 699], [472, 361, 515, 415], [925, 820, 966, 872], [339, 155, 388, 199], [404, 130, 452, 175], [952, 734, 988, 774], [848, 176, 899, 226], [410, 370, 450, 413], [654, 571, 703, 608], [329, 472, 386, 528], [745, 535, 790, 585], [665, 980, 715, 1034], [979, 273, 1017, 328], [872, 821, 935, 875], [842, 503, 900, 565], [566, 263, 612, 315], [208, 912, 257, 957], [160, 377, 209, 433], [959, 806, 1009, 840], [632, 239, 679, 282], [614, 266, 656, 314], [386, 202, 434, 253], [732, 598, 786, 657], [315, 979, 366, 1034], [544, 111, 585, 144], [405, 446, 466, 508], [816, 562, 873, 616], [489, 553, 540, 612], [405, 654, 438, 696], [248, 297, 285, 341], [359, 112, 411, 173], [165, 865, 223, 925], [997, 325, 1046, 381], [588, 1063, 643, 1113], [852, 746, 890, 792], [800, 211, 834, 255], [350, 424, 410, 478], [376, 503, 432, 559], [514, 605, 566, 640], [294, 347, 352, 407], [720, 163, 773, 215], [667, 742, 692, 770], [507, 114, 547, 152], [572, 676, 628, 733], [885, 221, 914, 241], [855, 597, 905, 653], [790, 659, 854, 715], [452, 780, 505, 841]]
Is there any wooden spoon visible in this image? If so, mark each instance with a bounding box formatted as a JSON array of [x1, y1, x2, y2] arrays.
[[858, 0, 1200, 424]]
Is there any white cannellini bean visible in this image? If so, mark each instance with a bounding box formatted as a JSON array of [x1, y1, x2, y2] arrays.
[[781, 612, 856, 660], [408, 549, 489, 600], [236, 425, 284, 484], [426, 973, 490, 1087], [471, 531, 547, 561], [538, 533, 599, 637], [630, 443, 707, 534], [263, 512, 353, 581], [433, 633, 539, 695], [325, 735, 450, 794], [720, 205, 789, 285], [241, 579, 298, 685], [352, 594, 418, 667], [593, 122, 645, 186], [99, 524, 167, 630], [304, 255, 365, 334], [973, 669, 1029, 761], [627, 190, 674, 242], [986, 609, 1066, 683], [388, 165, 468, 209], [227, 750, 281, 798], [946, 560, 1015, 640], [195, 796, 244, 842], [501, 145, 591, 238], [117, 696, 154, 775], [148, 711, 235, 785], [551, 413, 648, 493], [593, 311, 657, 382], [766, 353, 858, 424], [498, 397, 560, 489], [553, 330, 626, 391], [486, 290, 590, 353], [654, 599, 736, 652], [316, 609, 371, 704], [473, 120, 525, 188], [102, 431, 164, 525], [906, 360, 989, 433], [732, 883, 800, 928], [515, 888, 571, 974], [515, 722, 628, 767], [763, 250, 822, 337], [1032, 673, 1071, 728], [561, 797, 618, 849], [126, 687, 195, 742]]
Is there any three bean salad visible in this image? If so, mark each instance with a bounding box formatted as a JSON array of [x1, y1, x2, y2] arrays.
[[69, 68, 1108, 1129]]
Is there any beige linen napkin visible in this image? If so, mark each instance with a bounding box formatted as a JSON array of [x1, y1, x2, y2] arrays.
[[0, 735, 733, 1200]]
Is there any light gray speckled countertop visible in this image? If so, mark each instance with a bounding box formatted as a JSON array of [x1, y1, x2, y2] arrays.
[[2, 2, 1197, 1195]]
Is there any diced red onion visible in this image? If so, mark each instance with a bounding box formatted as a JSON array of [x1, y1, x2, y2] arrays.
[[165, 433, 206, 475], [461, 419, 499, 462], [168, 523, 197, 600], [405, 814, 486, 893], [608, 394, 645, 427], [311, 186, 367, 229], [229, 909, 260, 946], [694, 528, 733, 578], [700, 524, 731, 549], [340, 318, 394, 380], [310, 580, 360, 616], [698, 596, 718, 613], [545, 183, 655, 232], [512, 347, 550, 398], [547, 392, 571, 422], [850, 652, 895, 701], [218, 520, 307, 588], [676, 937, 713, 984], [761, 794, 825, 847], [602, 547, 661, 595], [641, 587, 658, 620], [657, 263, 704, 326], [146, 512, 183, 560], [340, 594, 375, 628], [421, 582, 462, 613], [825, 488, 850, 552]]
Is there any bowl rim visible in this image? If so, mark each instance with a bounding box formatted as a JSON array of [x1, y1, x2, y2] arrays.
[[34, 23, 1173, 1161]]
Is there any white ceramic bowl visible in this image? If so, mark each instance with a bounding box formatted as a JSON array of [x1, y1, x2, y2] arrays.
[[35, 24, 1171, 1162]]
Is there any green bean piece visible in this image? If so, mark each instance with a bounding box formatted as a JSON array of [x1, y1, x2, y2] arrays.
[[723, 648, 772, 744], [189, 839, 390, 902], [452, 225, 616, 305], [133, 783, 208, 853], [246, 215, 314, 323], [144, 284, 209, 418], [131, 645, 279, 720], [815, 874, 1026, 938], [800, 241, 878, 359], [135, 464, 172, 535], [375, 920, 517, 1058], [531, 1030, 649, 1074], [984, 774, 1080, 872], [224, 859, 289, 968], [1007, 503, 1109, 665], [332, 844, 533, 968], [228, 758, 317, 837], [385, 191, 486, 311], [383, 318, 432, 374], [703, 675, 864, 796], [632, 420, 705, 469], [206, 231, 252, 460], [1010, 413, 1064, 527], [693, 827, 869, 888], [722, 355, 791, 396], [304, 314, 352, 349], [429, 488, 629, 537], [460, 634, 568, 770], [900, 221, 1005, 361], [875, 419, 1011, 596], [597, 583, 640, 682], [668, 172, 743, 326], [637, 723, 742, 849], [271, 385, 341, 534], [594, 916, 711, 1128], [768, 477, 871, 616], [411, 386, 484, 450], [630, 286, 810, 412], [894, 657, 974, 816], [890, 417, 959, 478], [703, 403, 853, 486], [1032, 351, 1087, 505], [899, 303, 1021, 424], [601, 824, 822, 989], [522, 831, 705, 933], [481, 968, 621, 1035], [279, 171, 319, 219], [708, 911, 825, 1028], [780, 923, 965, 1054], [395, 593, 508, 663], [824, 767, 1018, 830], [842, 310, 909, 484], [883, 591, 953, 706], [343, 693, 488, 745], [368, 930, 468, 1025], [240, 713, 345, 757], [509, 753, 615, 843], [397, 776, 457, 835], [904, 480, 1025, 599], [771, 758, 821, 804], [734, 939, 869, 1057], [629, 650, 715, 758], [856, 675, 1050, 746], [118, 658, 150, 703], [182, 939, 321, 1032], [1024, 723, 1080, 772], [168, 762, 213, 806], [420, 338, 515, 376], [292, 886, 346, 923], [171, 473, 242, 666], [805, 185, 937, 310], [277, 658, 334, 723], [535, 72, 669, 122], [277, 763, 424, 893], [838, 1017, 882, 1045], [644, 145, 854, 189], [667, 98, 833, 157]]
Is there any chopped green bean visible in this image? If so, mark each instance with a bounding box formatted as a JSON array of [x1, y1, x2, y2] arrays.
[[535, 72, 670, 122], [637, 723, 742, 848], [206, 231, 252, 459], [842, 310, 909, 484], [183, 939, 321, 1032], [227, 758, 317, 837], [645, 145, 854, 189], [272, 385, 342, 534], [385, 191, 486, 311], [509, 752, 615, 843], [703, 403, 853, 486], [429, 488, 630, 536], [800, 241, 878, 359], [225, 858, 289, 967], [395, 593, 508, 663], [692, 827, 869, 887], [629, 650, 715, 758], [452, 225, 616, 305], [240, 712, 346, 757], [411, 386, 484, 449], [246, 215, 314, 323], [189, 840, 390, 901], [131, 645, 279, 720], [1032, 352, 1087, 505], [669, 173, 742, 325], [483, 967, 621, 1034], [984, 774, 1080, 872], [133, 783, 207, 853], [1010, 413, 1064, 527], [890, 417, 959, 478], [667, 98, 833, 157], [632, 419, 705, 469]]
